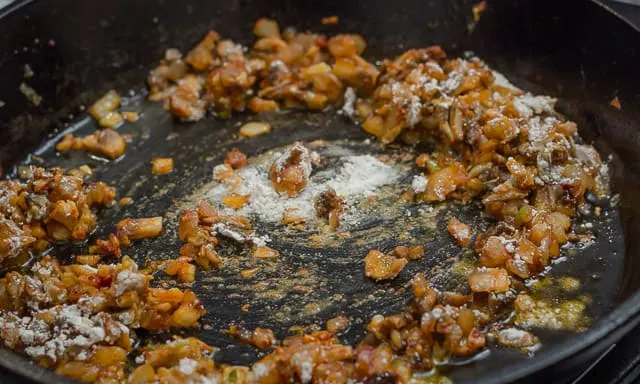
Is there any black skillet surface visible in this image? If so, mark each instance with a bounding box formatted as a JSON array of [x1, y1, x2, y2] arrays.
[[1, 0, 640, 383]]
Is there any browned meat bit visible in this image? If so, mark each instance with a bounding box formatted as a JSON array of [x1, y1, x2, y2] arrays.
[[0, 167, 115, 257], [321, 15, 339, 25], [496, 328, 538, 348], [147, 19, 383, 121], [123, 273, 490, 383], [88, 89, 122, 127], [167, 75, 206, 121], [253, 246, 279, 259], [239, 121, 272, 137], [269, 142, 312, 197], [121, 111, 139, 122], [363, 249, 408, 281], [83, 129, 127, 159], [423, 163, 468, 202], [448, 217, 472, 246], [250, 331, 355, 383], [89, 233, 121, 257], [116, 217, 163, 245], [171, 201, 259, 281], [224, 147, 248, 169], [151, 157, 174, 174], [392, 245, 425, 260], [229, 324, 276, 349], [148, 47, 191, 99], [205, 53, 257, 115], [314, 187, 344, 229], [185, 31, 220, 72], [478, 236, 511, 267], [164, 256, 197, 282], [0, 256, 205, 382], [326, 315, 350, 333], [129, 338, 218, 383], [610, 96, 622, 110], [178, 201, 223, 271], [469, 267, 510, 292], [247, 96, 280, 113], [282, 208, 306, 226], [56, 129, 127, 159], [75, 254, 100, 265], [0, 220, 35, 262], [253, 18, 280, 38], [119, 197, 133, 205], [221, 193, 249, 209]]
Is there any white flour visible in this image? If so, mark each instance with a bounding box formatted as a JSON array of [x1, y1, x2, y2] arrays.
[[340, 87, 356, 118], [513, 94, 556, 118], [0, 304, 128, 363], [206, 147, 405, 225]]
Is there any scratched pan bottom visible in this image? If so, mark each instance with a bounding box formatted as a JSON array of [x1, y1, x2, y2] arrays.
[[11, 95, 625, 383]]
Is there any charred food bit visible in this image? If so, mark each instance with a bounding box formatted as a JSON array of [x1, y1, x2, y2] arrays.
[[314, 186, 344, 229]]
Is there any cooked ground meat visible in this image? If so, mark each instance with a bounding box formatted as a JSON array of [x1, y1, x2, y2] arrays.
[[224, 147, 248, 169], [447, 217, 472, 246], [0, 166, 115, 261], [57, 129, 127, 159], [228, 325, 277, 349], [151, 158, 174, 174], [363, 249, 408, 281], [0, 16, 610, 384], [269, 142, 312, 197]]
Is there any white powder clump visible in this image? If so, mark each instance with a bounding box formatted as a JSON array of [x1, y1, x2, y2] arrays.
[[114, 270, 146, 297], [211, 222, 270, 246], [491, 70, 521, 91], [252, 362, 268, 379], [411, 174, 428, 193], [340, 87, 356, 118], [512, 94, 556, 118], [291, 350, 314, 383], [391, 82, 423, 127], [179, 358, 199, 376], [527, 116, 558, 148], [270, 60, 287, 71], [440, 60, 468, 94], [3, 304, 127, 363], [206, 147, 404, 225], [498, 328, 531, 343], [326, 155, 400, 197]]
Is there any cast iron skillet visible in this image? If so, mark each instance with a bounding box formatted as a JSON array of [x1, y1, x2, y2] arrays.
[[1, 0, 640, 383]]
